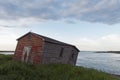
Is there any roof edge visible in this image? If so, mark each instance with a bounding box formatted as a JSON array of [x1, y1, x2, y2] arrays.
[[17, 32, 80, 52], [17, 32, 32, 40]]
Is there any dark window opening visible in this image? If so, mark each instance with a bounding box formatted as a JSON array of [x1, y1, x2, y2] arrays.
[[28, 34, 32, 40], [59, 47, 64, 57], [72, 53, 74, 58], [71, 50, 74, 59]]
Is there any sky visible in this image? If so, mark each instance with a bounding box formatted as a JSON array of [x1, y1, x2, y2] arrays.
[[0, 0, 120, 51]]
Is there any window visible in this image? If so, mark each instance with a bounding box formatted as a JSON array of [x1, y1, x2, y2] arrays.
[[72, 53, 74, 58], [71, 50, 74, 59], [28, 34, 32, 40], [59, 47, 64, 57]]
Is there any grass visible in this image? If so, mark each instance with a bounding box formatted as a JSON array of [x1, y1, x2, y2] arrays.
[[0, 54, 119, 80], [0, 54, 13, 64]]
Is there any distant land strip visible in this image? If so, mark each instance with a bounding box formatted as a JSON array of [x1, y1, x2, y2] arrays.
[[96, 51, 120, 54], [0, 51, 15, 52]]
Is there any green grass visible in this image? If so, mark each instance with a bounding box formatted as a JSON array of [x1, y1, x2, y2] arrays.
[[0, 54, 13, 64], [0, 54, 119, 80]]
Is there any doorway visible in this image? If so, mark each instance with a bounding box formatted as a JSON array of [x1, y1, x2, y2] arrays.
[[21, 46, 31, 63]]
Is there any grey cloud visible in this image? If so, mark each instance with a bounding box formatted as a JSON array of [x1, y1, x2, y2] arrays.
[[0, 0, 120, 24], [0, 24, 27, 28], [0, 25, 15, 27]]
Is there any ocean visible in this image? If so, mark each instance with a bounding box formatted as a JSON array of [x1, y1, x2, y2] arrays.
[[76, 51, 120, 75]]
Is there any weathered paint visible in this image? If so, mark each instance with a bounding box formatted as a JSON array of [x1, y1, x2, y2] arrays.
[[42, 42, 78, 65], [21, 46, 31, 63], [14, 33, 44, 64]]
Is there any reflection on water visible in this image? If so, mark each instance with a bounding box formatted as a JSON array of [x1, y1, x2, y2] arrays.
[[76, 51, 120, 75]]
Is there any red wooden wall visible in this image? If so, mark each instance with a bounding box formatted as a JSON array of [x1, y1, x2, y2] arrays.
[[13, 33, 44, 64]]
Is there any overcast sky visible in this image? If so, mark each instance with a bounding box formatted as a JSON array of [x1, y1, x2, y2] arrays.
[[0, 0, 120, 51]]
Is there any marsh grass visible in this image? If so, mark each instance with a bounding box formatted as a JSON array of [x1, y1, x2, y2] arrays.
[[0, 54, 119, 80]]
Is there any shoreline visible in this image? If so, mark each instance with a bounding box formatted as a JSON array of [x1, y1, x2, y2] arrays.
[[95, 51, 120, 54], [111, 74, 120, 79], [0, 51, 14, 52]]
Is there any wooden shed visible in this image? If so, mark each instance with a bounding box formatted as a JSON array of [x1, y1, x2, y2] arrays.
[[13, 32, 79, 65]]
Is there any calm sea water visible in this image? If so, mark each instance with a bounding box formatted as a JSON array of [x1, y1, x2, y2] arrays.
[[1, 51, 120, 75], [76, 51, 120, 75], [0, 52, 14, 55]]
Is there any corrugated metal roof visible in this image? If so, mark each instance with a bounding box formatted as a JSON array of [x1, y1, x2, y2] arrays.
[[17, 32, 80, 51]]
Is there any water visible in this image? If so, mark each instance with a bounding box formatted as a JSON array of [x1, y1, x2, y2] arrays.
[[76, 51, 120, 75], [1, 51, 120, 75], [0, 52, 14, 55]]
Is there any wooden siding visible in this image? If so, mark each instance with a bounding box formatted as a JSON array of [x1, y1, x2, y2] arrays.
[[42, 42, 78, 65], [68, 47, 79, 65]]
